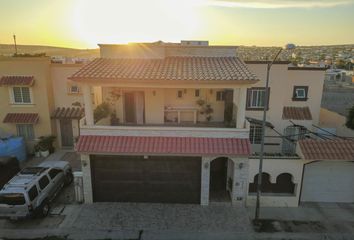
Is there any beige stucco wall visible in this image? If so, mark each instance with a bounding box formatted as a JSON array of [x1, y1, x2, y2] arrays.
[[246, 64, 325, 153], [0, 57, 54, 151], [319, 108, 354, 138], [247, 158, 304, 207], [51, 64, 84, 108]]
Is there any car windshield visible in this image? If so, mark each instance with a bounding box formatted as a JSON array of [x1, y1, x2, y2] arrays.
[[0, 193, 26, 205]]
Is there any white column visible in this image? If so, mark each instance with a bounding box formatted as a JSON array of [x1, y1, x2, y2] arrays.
[[230, 157, 249, 206], [81, 154, 93, 203], [201, 157, 211, 206], [237, 87, 247, 128], [83, 84, 94, 126]]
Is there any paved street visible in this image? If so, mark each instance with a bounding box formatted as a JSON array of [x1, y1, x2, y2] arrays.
[[1, 202, 354, 240]]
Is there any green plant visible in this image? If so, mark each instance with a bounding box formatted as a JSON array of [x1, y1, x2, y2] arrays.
[[196, 99, 214, 122], [94, 102, 111, 123], [38, 135, 56, 153], [345, 105, 354, 130]]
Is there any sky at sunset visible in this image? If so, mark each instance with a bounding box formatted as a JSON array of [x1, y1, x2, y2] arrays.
[[0, 0, 353, 49]]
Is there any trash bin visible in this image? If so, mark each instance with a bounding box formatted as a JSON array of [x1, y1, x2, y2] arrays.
[[73, 171, 84, 203]]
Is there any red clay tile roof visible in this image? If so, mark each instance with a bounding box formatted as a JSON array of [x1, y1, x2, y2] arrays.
[[51, 107, 84, 119], [0, 76, 34, 86], [282, 106, 312, 120], [3, 113, 39, 124], [298, 139, 354, 161], [69, 57, 258, 83], [76, 135, 251, 156]]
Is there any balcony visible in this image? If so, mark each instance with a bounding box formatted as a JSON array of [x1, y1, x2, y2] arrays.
[[79, 85, 249, 139]]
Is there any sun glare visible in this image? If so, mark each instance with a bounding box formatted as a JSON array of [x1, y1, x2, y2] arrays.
[[73, 0, 204, 47]]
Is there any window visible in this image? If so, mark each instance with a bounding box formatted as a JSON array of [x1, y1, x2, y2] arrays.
[[246, 88, 269, 110], [49, 169, 62, 179], [28, 185, 38, 201], [38, 175, 50, 190], [12, 87, 32, 104], [177, 90, 183, 98], [195, 89, 200, 97], [249, 125, 262, 144], [0, 193, 26, 206], [216, 91, 225, 101], [248, 172, 295, 194], [16, 124, 34, 140], [292, 86, 309, 101]]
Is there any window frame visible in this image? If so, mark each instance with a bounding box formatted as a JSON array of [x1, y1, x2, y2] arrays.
[[249, 125, 263, 144], [16, 124, 35, 140], [67, 83, 81, 94], [9, 86, 33, 104], [292, 86, 309, 101], [48, 168, 62, 180], [246, 87, 270, 111]]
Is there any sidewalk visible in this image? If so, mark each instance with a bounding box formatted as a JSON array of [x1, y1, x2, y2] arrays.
[[1, 203, 354, 240]]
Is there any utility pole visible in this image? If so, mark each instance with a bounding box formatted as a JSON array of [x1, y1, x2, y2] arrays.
[[13, 34, 18, 55]]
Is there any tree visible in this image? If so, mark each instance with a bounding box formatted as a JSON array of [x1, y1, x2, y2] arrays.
[[345, 105, 354, 130]]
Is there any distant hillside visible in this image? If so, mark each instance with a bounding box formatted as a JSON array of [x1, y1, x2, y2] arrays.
[[0, 44, 99, 58]]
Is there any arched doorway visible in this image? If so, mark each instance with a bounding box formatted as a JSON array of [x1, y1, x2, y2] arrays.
[[209, 157, 230, 202]]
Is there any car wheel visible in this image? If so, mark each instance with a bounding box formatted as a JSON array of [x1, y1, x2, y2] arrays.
[[38, 202, 50, 218]]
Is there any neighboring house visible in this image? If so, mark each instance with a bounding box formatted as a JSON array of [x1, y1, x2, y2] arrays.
[[50, 63, 85, 148], [0, 57, 55, 151], [0, 57, 87, 151], [319, 107, 354, 138]]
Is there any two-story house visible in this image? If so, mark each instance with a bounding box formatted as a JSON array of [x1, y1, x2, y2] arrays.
[[71, 42, 258, 206]]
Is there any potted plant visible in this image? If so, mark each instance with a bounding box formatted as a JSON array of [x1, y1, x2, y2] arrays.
[[38, 136, 56, 157]]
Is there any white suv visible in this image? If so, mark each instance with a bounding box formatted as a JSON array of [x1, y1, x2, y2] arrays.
[[0, 161, 72, 220]]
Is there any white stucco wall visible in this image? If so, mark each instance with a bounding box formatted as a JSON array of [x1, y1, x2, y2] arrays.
[[247, 158, 304, 207]]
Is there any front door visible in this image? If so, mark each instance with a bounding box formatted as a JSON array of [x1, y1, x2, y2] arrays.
[[124, 92, 145, 124], [60, 119, 73, 147], [124, 92, 136, 123]]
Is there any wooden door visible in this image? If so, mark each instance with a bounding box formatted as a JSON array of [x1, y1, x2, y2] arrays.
[[60, 119, 73, 147]]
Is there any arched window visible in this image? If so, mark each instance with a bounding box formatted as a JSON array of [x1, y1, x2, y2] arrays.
[[275, 173, 295, 194], [248, 173, 272, 193], [249, 172, 295, 194]]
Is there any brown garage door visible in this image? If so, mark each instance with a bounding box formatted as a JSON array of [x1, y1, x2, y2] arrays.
[[91, 155, 201, 204]]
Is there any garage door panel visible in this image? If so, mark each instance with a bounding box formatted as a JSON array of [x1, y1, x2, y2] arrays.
[[301, 161, 354, 203], [91, 155, 201, 204]]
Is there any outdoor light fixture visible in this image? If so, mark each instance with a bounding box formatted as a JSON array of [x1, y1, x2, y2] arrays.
[[204, 162, 209, 169], [152, 90, 156, 96], [238, 162, 244, 169], [255, 43, 296, 220]]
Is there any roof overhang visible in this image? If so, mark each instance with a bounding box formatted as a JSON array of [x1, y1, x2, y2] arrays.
[[297, 139, 354, 161], [3, 113, 39, 124], [0, 76, 34, 86], [76, 135, 251, 157]]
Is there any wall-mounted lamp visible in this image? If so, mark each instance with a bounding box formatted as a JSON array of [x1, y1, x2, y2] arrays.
[[82, 160, 87, 167], [204, 162, 209, 169], [144, 155, 149, 159], [238, 162, 244, 169]]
